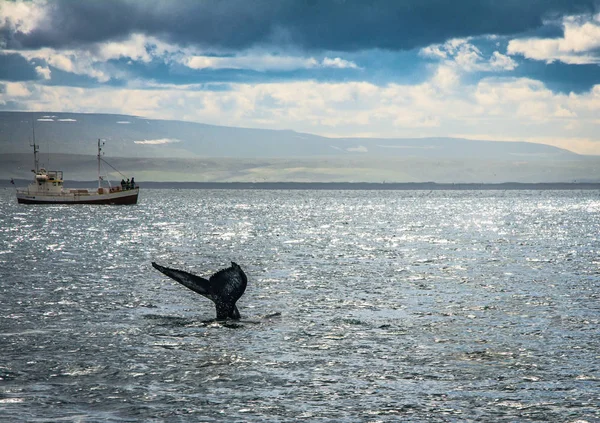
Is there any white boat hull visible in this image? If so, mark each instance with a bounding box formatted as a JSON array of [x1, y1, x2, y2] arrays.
[[17, 187, 139, 205]]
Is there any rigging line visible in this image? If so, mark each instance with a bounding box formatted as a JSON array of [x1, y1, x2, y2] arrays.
[[99, 160, 113, 187], [100, 157, 128, 179]]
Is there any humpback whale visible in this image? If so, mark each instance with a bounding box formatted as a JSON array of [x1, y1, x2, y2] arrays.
[[151, 261, 247, 320]]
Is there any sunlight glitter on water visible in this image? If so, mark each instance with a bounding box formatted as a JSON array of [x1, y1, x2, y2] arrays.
[[1, 189, 599, 422]]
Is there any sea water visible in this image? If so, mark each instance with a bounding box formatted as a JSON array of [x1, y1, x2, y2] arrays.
[[1, 188, 599, 422]]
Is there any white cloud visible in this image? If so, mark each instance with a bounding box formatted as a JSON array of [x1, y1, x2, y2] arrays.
[[475, 77, 551, 104], [97, 33, 154, 63], [453, 42, 485, 71], [554, 106, 576, 118], [321, 57, 359, 69], [3, 82, 31, 97], [5, 23, 357, 81], [134, 138, 181, 145], [0, 0, 47, 37], [96, 33, 181, 64], [35, 65, 51, 79], [183, 53, 358, 71], [42, 51, 75, 72], [184, 54, 319, 71], [432, 65, 460, 91], [473, 78, 560, 123], [420, 45, 447, 60], [6, 33, 177, 82], [508, 14, 600, 64], [3, 75, 599, 154], [184, 56, 216, 69], [489, 52, 518, 71], [421, 38, 517, 73], [17, 48, 111, 82]]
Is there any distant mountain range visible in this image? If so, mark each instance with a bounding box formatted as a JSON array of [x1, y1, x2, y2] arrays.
[[1, 111, 598, 183], [0, 111, 581, 159]]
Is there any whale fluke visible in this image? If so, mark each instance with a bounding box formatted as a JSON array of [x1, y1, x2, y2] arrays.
[[151, 261, 247, 320]]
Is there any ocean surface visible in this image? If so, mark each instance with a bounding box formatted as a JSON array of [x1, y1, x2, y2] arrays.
[[1, 188, 599, 422]]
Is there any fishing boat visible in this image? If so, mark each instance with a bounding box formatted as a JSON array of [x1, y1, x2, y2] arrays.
[[16, 139, 139, 205]]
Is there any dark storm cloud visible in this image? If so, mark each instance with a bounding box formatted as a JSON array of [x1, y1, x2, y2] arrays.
[[6, 0, 600, 52], [513, 60, 600, 94], [0, 53, 39, 81]]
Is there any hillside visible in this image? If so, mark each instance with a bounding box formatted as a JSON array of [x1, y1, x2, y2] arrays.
[[1, 111, 598, 183], [0, 111, 580, 159]]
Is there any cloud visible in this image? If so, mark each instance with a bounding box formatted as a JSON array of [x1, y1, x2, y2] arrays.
[[183, 53, 358, 72], [3, 32, 179, 83], [473, 78, 556, 120], [15, 47, 111, 82], [133, 138, 181, 145], [489, 52, 518, 71], [0, 0, 47, 38], [3, 0, 598, 52], [35, 65, 51, 79], [7, 28, 357, 82], [97, 33, 155, 63], [2, 0, 600, 158], [184, 54, 319, 71], [508, 14, 600, 64], [2, 2, 595, 96], [421, 39, 518, 73], [431, 65, 461, 91], [420, 44, 448, 60], [2, 75, 599, 154], [0, 52, 39, 81], [321, 57, 359, 69], [3, 82, 31, 97]]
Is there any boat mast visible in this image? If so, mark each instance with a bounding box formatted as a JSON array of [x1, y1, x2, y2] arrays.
[[97, 138, 104, 189], [31, 119, 39, 173]]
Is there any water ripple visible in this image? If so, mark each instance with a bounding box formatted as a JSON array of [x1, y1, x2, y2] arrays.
[[1, 189, 599, 422]]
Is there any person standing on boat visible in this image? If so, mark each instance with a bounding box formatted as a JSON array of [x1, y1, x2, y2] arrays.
[[126, 178, 130, 190], [121, 179, 126, 190], [131, 177, 135, 189]]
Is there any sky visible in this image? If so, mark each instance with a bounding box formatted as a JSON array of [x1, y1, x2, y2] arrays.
[[1, 0, 600, 155]]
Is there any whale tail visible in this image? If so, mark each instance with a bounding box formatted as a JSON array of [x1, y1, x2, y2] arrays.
[[151, 261, 247, 320]]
